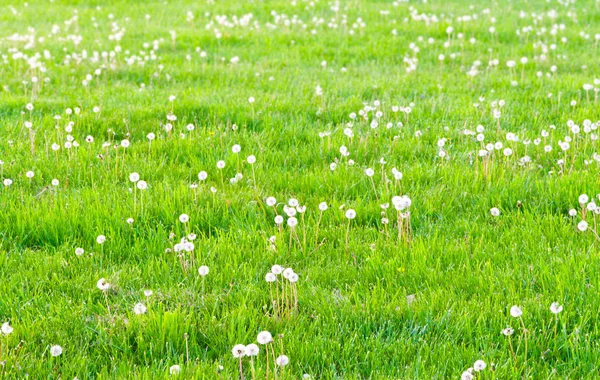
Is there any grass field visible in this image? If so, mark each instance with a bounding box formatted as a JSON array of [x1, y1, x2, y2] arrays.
[[2, 0, 600, 378]]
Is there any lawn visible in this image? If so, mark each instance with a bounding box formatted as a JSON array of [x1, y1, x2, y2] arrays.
[[1, 0, 600, 378]]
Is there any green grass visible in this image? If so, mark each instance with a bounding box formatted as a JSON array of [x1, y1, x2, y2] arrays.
[[2, 0, 600, 378]]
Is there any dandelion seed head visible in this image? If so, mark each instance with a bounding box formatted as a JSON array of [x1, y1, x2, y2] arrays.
[[245, 343, 259, 356], [198, 265, 209, 276], [510, 305, 522, 318], [50, 345, 63, 357], [129, 172, 140, 182], [345, 209, 356, 219], [550, 302, 563, 314], [169, 365, 181, 375], [473, 360, 486, 371], [1, 322, 14, 335], [257, 331, 272, 344], [232, 344, 246, 358], [97, 278, 110, 291], [133, 303, 147, 315], [276, 355, 289, 366]]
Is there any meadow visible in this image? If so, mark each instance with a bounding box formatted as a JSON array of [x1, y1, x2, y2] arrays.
[[1, 0, 600, 378]]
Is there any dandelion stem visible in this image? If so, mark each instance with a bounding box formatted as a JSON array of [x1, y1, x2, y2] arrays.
[[29, 128, 35, 155], [270, 343, 278, 380], [251, 164, 257, 193], [269, 282, 274, 316], [103, 291, 111, 318], [201, 277, 205, 306], [345, 219, 351, 259], [508, 335, 516, 365], [369, 176, 379, 201], [250, 357, 256, 380], [301, 213, 307, 253], [265, 343, 270, 380], [185, 333, 189, 363], [293, 283, 298, 311], [520, 317, 528, 375], [238, 356, 244, 380], [275, 279, 280, 319]]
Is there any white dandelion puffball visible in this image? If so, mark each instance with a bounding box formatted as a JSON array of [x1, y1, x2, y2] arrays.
[[96, 235, 106, 244], [51, 179, 59, 187], [550, 302, 563, 314], [392, 196, 411, 210], [133, 303, 147, 315], [26, 171, 35, 178], [129, 172, 140, 182], [257, 331, 273, 344], [97, 278, 110, 291], [501, 327, 514, 336], [216, 160, 225, 169], [510, 305, 522, 318], [169, 365, 181, 375], [245, 344, 259, 357], [232, 344, 246, 358], [282, 268, 294, 279], [345, 209, 356, 219], [265, 272, 276, 282], [490, 207, 500, 217], [232, 144, 241, 153], [198, 266, 209, 276], [274, 215, 284, 225], [266, 197, 277, 207], [179, 214, 189, 223], [50, 345, 63, 357], [579, 194, 589, 204], [271, 265, 283, 275], [473, 360, 486, 371], [1, 322, 13, 335], [577, 220, 588, 231], [247, 155, 256, 164], [319, 202, 328, 211], [198, 171, 208, 181], [75, 247, 85, 256], [276, 355, 289, 366]]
